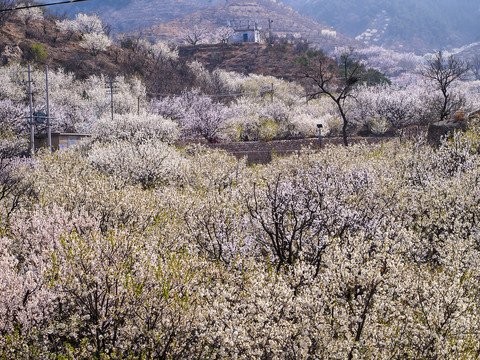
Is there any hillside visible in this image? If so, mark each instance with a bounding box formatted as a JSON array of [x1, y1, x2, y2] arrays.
[[58, 0, 480, 54], [0, 14, 198, 95], [450, 41, 480, 60], [142, 0, 359, 51], [62, 0, 360, 51], [0, 12, 346, 94], [282, 0, 480, 54], [178, 42, 306, 81], [0, 15, 125, 76], [61, 0, 224, 33]]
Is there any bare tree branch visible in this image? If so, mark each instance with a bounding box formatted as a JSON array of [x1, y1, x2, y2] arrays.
[[422, 51, 469, 123], [300, 47, 361, 146]]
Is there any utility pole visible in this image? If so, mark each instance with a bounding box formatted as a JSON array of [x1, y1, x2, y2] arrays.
[[106, 78, 117, 122], [110, 81, 114, 122], [46, 65, 51, 151], [24, 66, 54, 152], [27, 64, 34, 153], [268, 18, 273, 44]]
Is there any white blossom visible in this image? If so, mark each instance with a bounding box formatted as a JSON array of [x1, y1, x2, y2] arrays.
[[80, 32, 112, 56]]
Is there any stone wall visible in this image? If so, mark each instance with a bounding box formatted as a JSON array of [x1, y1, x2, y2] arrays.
[[177, 137, 393, 164]]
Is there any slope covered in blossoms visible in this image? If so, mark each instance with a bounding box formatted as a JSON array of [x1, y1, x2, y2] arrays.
[[2, 6, 480, 358], [2, 124, 480, 358]]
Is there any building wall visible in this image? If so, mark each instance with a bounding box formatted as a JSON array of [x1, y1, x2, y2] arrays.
[[228, 29, 261, 43], [34, 133, 90, 151], [321, 29, 337, 38]]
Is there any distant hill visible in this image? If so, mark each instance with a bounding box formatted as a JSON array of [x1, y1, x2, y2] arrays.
[[0, 12, 347, 94], [61, 0, 224, 33], [141, 0, 359, 51], [282, 0, 480, 54], [445, 41, 480, 62], [59, 0, 480, 54], [60, 0, 359, 51]]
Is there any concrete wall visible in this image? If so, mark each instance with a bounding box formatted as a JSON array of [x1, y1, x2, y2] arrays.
[[34, 133, 90, 151], [177, 137, 394, 165], [229, 29, 261, 43]]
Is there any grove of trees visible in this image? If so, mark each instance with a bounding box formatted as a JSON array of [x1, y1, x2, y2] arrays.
[[2, 116, 480, 358], [1, 8, 480, 359]]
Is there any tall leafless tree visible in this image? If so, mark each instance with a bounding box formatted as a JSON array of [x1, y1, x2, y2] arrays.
[[182, 25, 208, 47], [422, 51, 469, 123], [215, 26, 234, 44], [300, 47, 362, 146]]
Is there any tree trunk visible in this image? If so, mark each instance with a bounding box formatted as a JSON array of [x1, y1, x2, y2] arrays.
[[342, 120, 349, 146], [337, 101, 349, 146]]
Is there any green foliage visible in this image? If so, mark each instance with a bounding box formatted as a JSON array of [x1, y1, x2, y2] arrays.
[[362, 68, 391, 85], [306, 49, 321, 59], [119, 36, 135, 50], [259, 119, 279, 141], [294, 49, 323, 67], [294, 55, 310, 68], [24, 43, 47, 64]]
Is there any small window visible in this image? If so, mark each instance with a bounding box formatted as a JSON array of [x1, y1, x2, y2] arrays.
[[243, 33, 249, 42]]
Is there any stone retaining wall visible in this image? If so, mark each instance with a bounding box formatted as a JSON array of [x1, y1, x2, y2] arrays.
[[176, 124, 465, 164], [177, 137, 393, 164]]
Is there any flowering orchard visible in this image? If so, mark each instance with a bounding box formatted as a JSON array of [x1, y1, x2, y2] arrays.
[[2, 114, 480, 358], [0, 50, 478, 146], [0, 29, 480, 356], [56, 13, 111, 56]]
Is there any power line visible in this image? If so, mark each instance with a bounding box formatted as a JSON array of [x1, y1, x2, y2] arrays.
[[0, 0, 88, 13]]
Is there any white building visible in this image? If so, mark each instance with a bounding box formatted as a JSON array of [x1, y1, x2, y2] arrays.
[[227, 19, 262, 43], [321, 29, 337, 38]]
